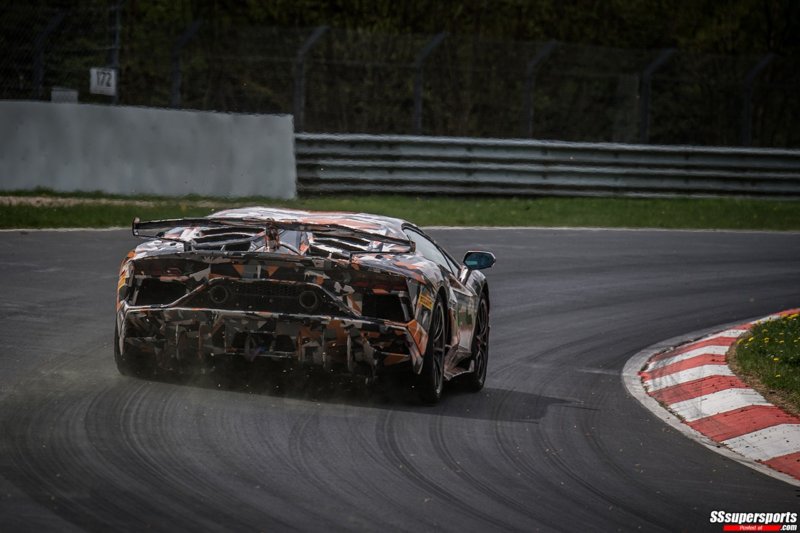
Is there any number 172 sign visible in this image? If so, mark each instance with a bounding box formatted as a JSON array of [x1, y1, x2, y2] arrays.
[[90, 67, 117, 96]]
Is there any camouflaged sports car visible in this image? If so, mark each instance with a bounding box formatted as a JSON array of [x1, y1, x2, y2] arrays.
[[114, 207, 495, 403]]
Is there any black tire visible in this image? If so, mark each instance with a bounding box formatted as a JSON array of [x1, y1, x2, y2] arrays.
[[113, 327, 151, 378], [463, 295, 489, 392], [416, 297, 446, 404]]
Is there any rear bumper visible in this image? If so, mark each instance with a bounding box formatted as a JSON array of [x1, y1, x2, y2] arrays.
[[117, 303, 423, 374]]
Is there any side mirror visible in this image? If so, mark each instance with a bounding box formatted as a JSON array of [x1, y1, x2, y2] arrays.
[[463, 251, 496, 271]]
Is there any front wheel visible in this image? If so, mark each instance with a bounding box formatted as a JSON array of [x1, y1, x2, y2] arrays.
[[463, 296, 489, 392], [416, 297, 446, 404]]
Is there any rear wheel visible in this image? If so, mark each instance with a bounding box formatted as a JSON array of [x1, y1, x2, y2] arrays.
[[416, 298, 446, 404], [463, 296, 489, 392]]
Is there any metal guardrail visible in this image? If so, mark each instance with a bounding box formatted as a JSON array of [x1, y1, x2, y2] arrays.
[[295, 133, 800, 198]]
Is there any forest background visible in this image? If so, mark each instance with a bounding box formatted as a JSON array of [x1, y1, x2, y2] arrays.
[[2, 0, 798, 145]]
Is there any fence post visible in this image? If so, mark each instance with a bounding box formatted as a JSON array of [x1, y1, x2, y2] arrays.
[[413, 32, 446, 135], [522, 40, 558, 138], [109, 1, 124, 104], [740, 53, 774, 146], [638, 48, 675, 144], [170, 20, 202, 108], [32, 11, 66, 99], [293, 26, 328, 132]]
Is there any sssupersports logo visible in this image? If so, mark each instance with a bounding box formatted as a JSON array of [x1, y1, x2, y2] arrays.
[[709, 511, 798, 532]]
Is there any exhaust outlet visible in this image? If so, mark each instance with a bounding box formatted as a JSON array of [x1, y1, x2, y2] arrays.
[[209, 285, 230, 305], [298, 289, 319, 312]]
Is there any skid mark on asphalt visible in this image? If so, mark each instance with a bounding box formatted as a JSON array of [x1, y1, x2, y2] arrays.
[[430, 395, 565, 531], [375, 408, 513, 530]]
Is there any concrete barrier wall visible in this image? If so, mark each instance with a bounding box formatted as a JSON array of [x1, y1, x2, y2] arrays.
[[0, 101, 297, 199]]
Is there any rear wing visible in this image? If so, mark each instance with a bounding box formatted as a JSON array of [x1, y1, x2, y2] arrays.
[[131, 216, 414, 254]]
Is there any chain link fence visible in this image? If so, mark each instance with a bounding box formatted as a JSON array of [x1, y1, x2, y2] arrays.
[[2, 3, 798, 148], [0, 3, 117, 104]]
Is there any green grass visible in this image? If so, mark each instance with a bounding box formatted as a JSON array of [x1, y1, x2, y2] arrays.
[[1, 189, 800, 230], [733, 313, 800, 413]]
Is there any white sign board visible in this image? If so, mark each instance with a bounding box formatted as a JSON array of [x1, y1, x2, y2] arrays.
[[90, 67, 117, 96]]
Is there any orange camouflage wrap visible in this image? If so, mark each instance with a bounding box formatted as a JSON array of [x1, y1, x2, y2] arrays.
[[116, 207, 489, 382]]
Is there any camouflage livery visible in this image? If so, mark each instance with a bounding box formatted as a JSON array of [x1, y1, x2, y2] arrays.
[[115, 207, 493, 402]]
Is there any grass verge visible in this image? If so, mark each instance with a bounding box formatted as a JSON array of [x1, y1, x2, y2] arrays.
[[1, 189, 800, 230], [730, 313, 800, 416]]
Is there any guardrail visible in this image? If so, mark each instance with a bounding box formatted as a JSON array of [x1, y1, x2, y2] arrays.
[[295, 133, 800, 198]]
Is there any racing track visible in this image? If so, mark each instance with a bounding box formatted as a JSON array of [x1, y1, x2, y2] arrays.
[[1, 227, 799, 532]]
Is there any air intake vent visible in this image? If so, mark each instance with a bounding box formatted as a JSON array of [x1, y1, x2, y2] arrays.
[[362, 294, 407, 322], [134, 279, 187, 306]]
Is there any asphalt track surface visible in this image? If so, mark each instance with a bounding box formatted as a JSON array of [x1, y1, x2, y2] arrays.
[[1, 227, 799, 532]]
